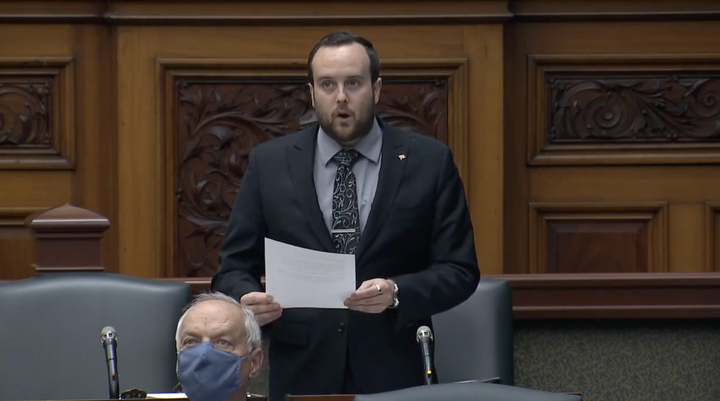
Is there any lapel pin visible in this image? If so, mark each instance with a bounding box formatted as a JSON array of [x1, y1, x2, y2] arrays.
[[398, 154, 406, 161]]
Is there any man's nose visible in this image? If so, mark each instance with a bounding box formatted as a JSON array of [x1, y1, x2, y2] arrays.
[[336, 87, 348, 103]]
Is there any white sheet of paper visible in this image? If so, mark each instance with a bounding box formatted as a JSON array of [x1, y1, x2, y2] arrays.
[[264, 237, 356, 309]]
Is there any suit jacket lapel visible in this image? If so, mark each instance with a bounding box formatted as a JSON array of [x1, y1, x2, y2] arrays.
[[286, 125, 336, 253], [356, 124, 408, 260]]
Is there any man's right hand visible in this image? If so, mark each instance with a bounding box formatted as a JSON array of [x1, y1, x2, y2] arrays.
[[240, 292, 282, 326]]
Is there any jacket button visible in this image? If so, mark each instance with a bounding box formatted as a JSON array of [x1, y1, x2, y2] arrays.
[[338, 323, 345, 333]]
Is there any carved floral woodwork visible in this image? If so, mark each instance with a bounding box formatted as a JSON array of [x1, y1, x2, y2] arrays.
[[174, 78, 448, 277], [0, 81, 52, 148], [548, 75, 720, 143], [0, 58, 75, 169], [527, 55, 720, 165]]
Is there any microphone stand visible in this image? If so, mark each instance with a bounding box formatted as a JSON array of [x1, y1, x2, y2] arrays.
[[101, 327, 120, 399], [416, 326, 434, 386]]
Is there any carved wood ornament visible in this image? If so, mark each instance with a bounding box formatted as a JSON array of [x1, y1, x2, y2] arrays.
[[174, 78, 448, 277]]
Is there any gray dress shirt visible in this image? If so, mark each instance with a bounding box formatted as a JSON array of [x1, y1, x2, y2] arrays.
[[313, 118, 383, 235]]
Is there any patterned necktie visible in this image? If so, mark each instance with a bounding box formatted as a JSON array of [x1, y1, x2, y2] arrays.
[[331, 149, 361, 254]]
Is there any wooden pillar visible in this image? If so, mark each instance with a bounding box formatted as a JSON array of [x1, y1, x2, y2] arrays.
[[25, 204, 110, 274]]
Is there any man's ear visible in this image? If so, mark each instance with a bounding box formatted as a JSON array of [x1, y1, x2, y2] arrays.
[[308, 83, 315, 108], [372, 77, 382, 104], [248, 347, 264, 379]]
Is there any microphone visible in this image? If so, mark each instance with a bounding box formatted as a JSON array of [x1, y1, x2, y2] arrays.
[[415, 325, 434, 386], [101, 326, 120, 399]]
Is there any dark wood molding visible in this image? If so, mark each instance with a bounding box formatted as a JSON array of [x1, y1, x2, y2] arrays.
[[0, 207, 51, 227], [0, 1, 106, 23], [496, 272, 720, 319], [0, 0, 512, 25], [165, 272, 720, 319], [509, 0, 720, 22], [4, 0, 720, 24]]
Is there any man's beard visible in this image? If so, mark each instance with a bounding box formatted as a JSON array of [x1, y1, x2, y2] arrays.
[[317, 99, 375, 146]]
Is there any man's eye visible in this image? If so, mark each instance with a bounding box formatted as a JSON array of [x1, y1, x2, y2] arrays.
[[322, 81, 334, 88], [347, 80, 358, 87], [214, 339, 234, 351]]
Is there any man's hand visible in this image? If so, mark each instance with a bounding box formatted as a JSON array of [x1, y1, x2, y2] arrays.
[[344, 278, 394, 313], [240, 292, 282, 326]]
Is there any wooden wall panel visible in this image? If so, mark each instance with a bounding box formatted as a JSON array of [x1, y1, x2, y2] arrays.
[[529, 202, 667, 274], [505, 20, 720, 276], [117, 25, 503, 279], [527, 55, 720, 166], [0, 207, 42, 280], [0, 57, 75, 169], [172, 76, 451, 277], [0, 23, 116, 279], [3, 0, 720, 319], [160, 59, 469, 277], [465, 24, 505, 278]]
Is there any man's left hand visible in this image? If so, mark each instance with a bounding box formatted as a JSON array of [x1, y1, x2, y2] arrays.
[[344, 278, 394, 313]]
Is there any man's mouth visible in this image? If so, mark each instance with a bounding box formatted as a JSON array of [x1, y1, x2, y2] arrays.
[[336, 112, 352, 119]]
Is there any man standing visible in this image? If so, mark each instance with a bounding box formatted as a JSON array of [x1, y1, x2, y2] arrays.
[[212, 30, 480, 401]]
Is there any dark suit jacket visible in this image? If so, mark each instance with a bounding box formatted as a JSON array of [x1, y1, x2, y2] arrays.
[[212, 119, 480, 401]]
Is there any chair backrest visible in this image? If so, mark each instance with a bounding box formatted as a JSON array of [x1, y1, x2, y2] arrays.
[[431, 278, 514, 385], [352, 383, 582, 401], [0, 273, 191, 401]]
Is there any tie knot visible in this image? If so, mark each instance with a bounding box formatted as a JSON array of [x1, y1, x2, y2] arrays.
[[333, 149, 360, 167]]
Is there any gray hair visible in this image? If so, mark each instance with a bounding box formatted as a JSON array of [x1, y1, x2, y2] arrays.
[[175, 292, 262, 351]]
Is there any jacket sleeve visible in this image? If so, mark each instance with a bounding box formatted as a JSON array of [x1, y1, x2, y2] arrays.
[[389, 146, 480, 323], [211, 148, 266, 302]]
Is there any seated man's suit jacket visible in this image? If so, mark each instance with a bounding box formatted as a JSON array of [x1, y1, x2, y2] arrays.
[[212, 119, 481, 401]]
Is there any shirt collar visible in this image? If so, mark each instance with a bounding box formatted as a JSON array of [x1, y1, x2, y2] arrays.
[[317, 117, 383, 166]]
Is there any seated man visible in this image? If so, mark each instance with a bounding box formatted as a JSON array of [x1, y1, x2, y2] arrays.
[[175, 292, 264, 401]]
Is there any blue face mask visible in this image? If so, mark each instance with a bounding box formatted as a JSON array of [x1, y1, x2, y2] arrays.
[[177, 342, 245, 401]]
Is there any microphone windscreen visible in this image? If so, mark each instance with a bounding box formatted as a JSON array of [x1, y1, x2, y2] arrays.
[[101, 326, 116, 335], [416, 325, 432, 342], [101, 326, 117, 341]]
